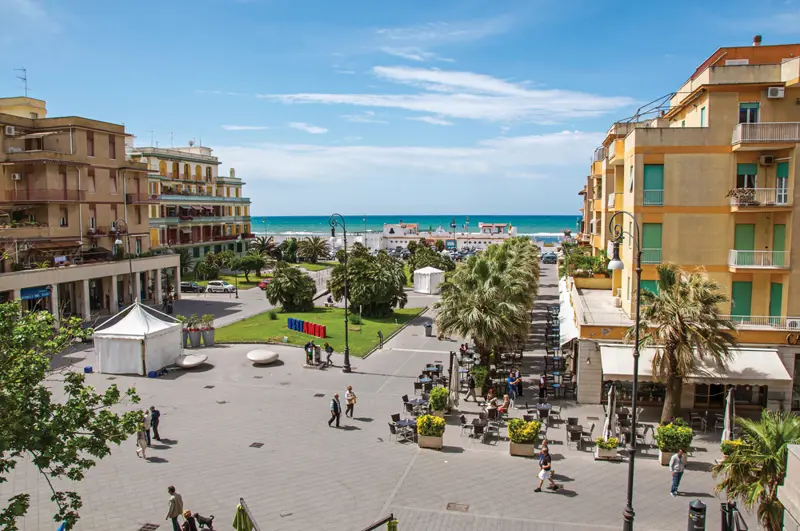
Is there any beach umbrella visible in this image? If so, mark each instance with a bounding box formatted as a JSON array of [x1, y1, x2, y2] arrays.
[[602, 383, 616, 440], [233, 503, 253, 531], [721, 387, 735, 443]]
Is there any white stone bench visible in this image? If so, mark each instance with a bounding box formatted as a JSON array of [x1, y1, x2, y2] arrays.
[[175, 354, 208, 369], [247, 349, 280, 365]]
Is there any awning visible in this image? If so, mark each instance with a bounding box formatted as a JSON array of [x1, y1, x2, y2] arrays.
[[21, 286, 51, 300], [558, 279, 578, 346], [600, 344, 792, 385]]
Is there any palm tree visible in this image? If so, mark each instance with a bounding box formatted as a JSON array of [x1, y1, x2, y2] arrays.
[[298, 236, 330, 264], [328, 247, 407, 317], [177, 248, 193, 274], [250, 236, 277, 258], [713, 410, 800, 530], [264, 262, 316, 311], [630, 264, 737, 422]]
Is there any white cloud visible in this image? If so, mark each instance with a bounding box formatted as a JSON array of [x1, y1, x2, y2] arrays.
[[288, 122, 328, 134], [1, 0, 58, 34], [375, 17, 514, 45], [380, 47, 452, 62], [407, 116, 453, 126], [221, 125, 270, 131], [258, 66, 635, 124], [341, 111, 388, 124]]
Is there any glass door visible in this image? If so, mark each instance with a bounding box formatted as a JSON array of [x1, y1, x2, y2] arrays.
[[777, 162, 789, 205]]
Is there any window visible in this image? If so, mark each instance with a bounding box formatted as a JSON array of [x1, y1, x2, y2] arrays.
[[629, 164, 634, 193], [135, 238, 142, 255], [193, 247, 200, 258], [739, 102, 759, 124], [736, 163, 757, 189], [643, 164, 664, 206], [206, 167, 212, 181], [109, 135, 117, 159], [87, 168, 96, 192], [626, 276, 631, 300], [184, 164, 190, 179], [236, 187, 240, 198], [29, 112, 38, 119], [86, 131, 95, 156], [59, 207, 68, 227], [159, 161, 167, 176], [89, 208, 96, 229], [642, 223, 663, 264], [700, 107, 706, 127], [109, 170, 118, 194], [172, 162, 179, 178], [136, 206, 142, 224], [681, 120, 685, 128]]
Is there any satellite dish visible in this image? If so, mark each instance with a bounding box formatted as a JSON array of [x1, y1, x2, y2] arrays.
[[188, 139, 195, 147]]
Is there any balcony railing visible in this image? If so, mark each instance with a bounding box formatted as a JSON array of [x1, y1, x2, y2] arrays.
[[728, 250, 789, 268], [721, 315, 800, 331], [4, 189, 85, 202], [641, 248, 662, 264], [643, 189, 663, 206], [728, 187, 789, 207], [732, 122, 800, 144], [593, 146, 607, 162], [607, 192, 623, 210]]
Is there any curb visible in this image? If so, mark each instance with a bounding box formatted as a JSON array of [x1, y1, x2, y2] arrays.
[[362, 306, 429, 360]]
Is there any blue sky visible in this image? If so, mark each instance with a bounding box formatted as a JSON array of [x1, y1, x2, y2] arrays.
[[1, 0, 798, 216]]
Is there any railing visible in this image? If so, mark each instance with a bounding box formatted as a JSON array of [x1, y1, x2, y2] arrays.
[[5, 146, 70, 155], [133, 146, 219, 162], [728, 187, 789, 207], [4, 189, 85, 202], [641, 248, 662, 264], [720, 315, 800, 331], [728, 250, 789, 268], [593, 146, 607, 162], [126, 193, 160, 204], [607, 192, 623, 210], [732, 122, 800, 144], [160, 193, 249, 203], [643, 189, 663, 206], [86, 227, 109, 237]]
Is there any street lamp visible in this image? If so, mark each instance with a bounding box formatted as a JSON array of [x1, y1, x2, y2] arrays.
[[450, 217, 457, 250], [329, 213, 351, 373], [112, 218, 134, 304], [363, 216, 367, 249], [607, 210, 642, 531]]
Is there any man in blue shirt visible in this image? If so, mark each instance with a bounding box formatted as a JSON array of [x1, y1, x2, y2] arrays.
[[507, 372, 517, 404]]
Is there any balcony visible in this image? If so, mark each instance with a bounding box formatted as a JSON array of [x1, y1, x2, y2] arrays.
[[732, 122, 800, 148], [126, 193, 160, 204], [641, 248, 662, 265], [728, 188, 791, 211], [728, 250, 789, 269], [643, 189, 663, 206], [3, 189, 85, 203], [0, 224, 51, 239], [592, 146, 607, 162], [607, 139, 624, 165], [721, 315, 800, 331], [607, 192, 623, 211]]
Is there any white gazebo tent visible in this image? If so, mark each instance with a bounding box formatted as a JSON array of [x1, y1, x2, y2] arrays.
[[94, 301, 183, 375], [413, 266, 445, 295]]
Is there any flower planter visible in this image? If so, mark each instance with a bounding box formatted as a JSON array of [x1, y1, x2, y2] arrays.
[[418, 435, 443, 450], [202, 330, 215, 347], [432, 410, 445, 418], [182, 330, 189, 348], [594, 447, 619, 460], [188, 331, 201, 348], [658, 450, 688, 466], [510, 442, 535, 457]]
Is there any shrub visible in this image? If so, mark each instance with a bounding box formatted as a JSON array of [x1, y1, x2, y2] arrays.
[[471, 365, 489, 391], [350, 314, 363, 325], [654, 423, 694, 452], [508, 419, 541, 444], [268, 310, 278, 321], [417, 414, 446, 437], [720, 438, 743, 456], [595, 436, 620, 450], [428, 387, 449, 412]]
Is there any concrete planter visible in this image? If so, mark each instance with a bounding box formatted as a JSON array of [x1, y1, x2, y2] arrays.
[[658, 450, 687, 466], [432, 410, 445, 418], [509, 442, 535, 457], [202, 330, 215, 347], [188, 331, 202, 348], [182, 330, 189, 348], [594, 447, 619, 460], [418, 435, 443, 450]]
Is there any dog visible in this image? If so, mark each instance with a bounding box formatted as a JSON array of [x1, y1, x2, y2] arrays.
[[194, 513, 214, 530]]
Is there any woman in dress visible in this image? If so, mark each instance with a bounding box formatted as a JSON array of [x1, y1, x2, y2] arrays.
[[345, 385, 357, 418]]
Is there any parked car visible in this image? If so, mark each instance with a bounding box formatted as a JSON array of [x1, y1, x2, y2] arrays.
[[180, 281, 206, 293], [542, 253, 557, 264], [206, 280, 237, 293], [258, 278, 272, 290]]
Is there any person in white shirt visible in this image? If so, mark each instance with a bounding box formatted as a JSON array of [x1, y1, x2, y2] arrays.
[[345, 386, 357, 418], [669, 448, 686, 497], [143, 410, 152, 446]]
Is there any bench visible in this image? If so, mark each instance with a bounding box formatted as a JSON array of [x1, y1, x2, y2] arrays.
[[247, 349, 280, 365], [175, 354, 208, 369]]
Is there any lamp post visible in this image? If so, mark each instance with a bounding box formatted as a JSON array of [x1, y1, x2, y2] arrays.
[[329, 213, 351, 373], [363, 216, 367, 249], [450, 218, 457, 251], [113, 218, 134, 304], [607, 210, 642, 531]]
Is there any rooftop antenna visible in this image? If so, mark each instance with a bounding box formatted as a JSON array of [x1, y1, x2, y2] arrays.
[[149, 130, 154, 146], [14, 67, 28, 97], [170, 132, 174, 148]]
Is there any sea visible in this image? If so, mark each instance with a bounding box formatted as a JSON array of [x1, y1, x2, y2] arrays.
[[251, 215, 580, 245]]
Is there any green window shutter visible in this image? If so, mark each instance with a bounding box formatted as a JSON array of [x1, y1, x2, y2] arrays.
[[640, 280, 659, 294], [643, 165, 664, 190], [700, 107, 706, 127], [642, 223, 662, 248], [739, 102, 760, 110], [737, 163, 758, 175], [769, 282, 783, 318], [773, 224, 786, 267], [731, 281, 753, 319], [777, 162, 789, 178], [734, 224, 755, 250]]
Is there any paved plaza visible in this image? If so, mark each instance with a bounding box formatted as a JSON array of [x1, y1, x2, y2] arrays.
[[3, 265, 744, 531]]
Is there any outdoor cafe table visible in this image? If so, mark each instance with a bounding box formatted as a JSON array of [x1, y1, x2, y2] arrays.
[[425, 366, 441, 373], [396, 419, 417, 428], [408, 398, 428, 407], [418, 377, 433, 384], [458, 368, 469, 374]]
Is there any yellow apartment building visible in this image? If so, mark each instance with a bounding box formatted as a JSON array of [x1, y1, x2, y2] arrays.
[[126, 144, 254, 261], [0, 96, 180, 323], [566, 38, 800, 412]]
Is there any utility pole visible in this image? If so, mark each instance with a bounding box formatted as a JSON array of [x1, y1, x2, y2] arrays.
[[15, 67, 28, 97]]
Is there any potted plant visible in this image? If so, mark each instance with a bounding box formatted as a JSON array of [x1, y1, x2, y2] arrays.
[[201, 313, 215, 346], [471, 365, 489, 395], [187, 314, 202, 348], [654, 422, 694, 466], [594, 436, 620, 460], [720, 438, 743, 459], [416, 414, 445, 450], [508, 418, 541, 457], [428, 387, 449, 417], [176, 315, 189, 347]]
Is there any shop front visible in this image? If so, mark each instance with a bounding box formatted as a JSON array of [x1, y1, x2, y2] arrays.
[[20, 285, 51, 312]]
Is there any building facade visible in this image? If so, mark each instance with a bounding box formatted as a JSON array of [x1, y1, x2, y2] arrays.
[[567, 38, 800, 411], [0, 96, 180, 324]]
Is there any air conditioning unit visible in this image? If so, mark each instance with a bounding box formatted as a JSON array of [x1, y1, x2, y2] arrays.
[[760, 155, 775, 166], [4, 125, 14, 136], [767, 87, 785, 99], [11, 173, 22, 181], [787, 318, 800, 329]]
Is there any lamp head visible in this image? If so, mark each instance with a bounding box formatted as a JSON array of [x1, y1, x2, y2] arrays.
[[608, 240, 624, 271], [115, 238, 123, 246], [331, 227, 336, 237]]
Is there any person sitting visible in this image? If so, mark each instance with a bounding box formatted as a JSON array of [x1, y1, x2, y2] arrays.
[[498, 394, 511, 415], [459, 343, 467, 354], [326, 295, 334, 307], [304, 340, 316, 364], [483, 389, 498, 412]]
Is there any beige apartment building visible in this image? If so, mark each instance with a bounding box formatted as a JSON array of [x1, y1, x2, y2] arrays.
[[0, 96, 180, 324], [566, 38, 800, 412]]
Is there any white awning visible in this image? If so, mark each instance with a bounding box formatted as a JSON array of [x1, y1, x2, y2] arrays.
[[600, 344, 792, 385], [558, 279, 578, 346]]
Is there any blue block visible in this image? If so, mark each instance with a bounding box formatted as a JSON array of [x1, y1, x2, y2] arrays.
[[83, 366, 93, 373], [288, 317, 295, 330], [297, 320, 304, 332], [147, 370, 159, 378]]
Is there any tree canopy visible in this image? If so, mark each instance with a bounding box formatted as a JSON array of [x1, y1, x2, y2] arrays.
[[233, 253, 266, 281], [297, 236, 330, 264], [407, 246, 455, 273], [328, 243, 407, 317], [265, 261, 316, 311]]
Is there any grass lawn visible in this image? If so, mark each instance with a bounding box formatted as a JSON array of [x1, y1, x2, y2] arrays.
[[292, 262, 336, 272], [182, 272, 270, 290], [215, 306, 423, 356]]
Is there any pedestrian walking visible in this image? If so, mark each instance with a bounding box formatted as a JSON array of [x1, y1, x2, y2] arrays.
[[165, 486, 184, 531], [345, 386, 357, 418], [669, 448, 686, 497], [514, 368, 524, 397], [328, 393, 341, 428], [135, 428, 148, 459], [143, 410, 152, 446], [324, 342, 334, 366], [464, 373, 477, 402], [150, 406, 161, 441], [507, 371, 517, 404], [538, 373, 547, 401], [534, 447, 559, 492]]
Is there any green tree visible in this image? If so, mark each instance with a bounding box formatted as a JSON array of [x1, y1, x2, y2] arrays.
[[250, 235, 277, 258], [631, 264, 737, 422], [177, 248, 193, 274], [204, 250, 236, 269], [233, 253, 266, 282], [265, 261, 316, 311], [406, 241, 419, 255], [328, 244, 407, 317], [408, 246, 455, 273], [713, 410, 800, 530], [434, 240, 445, 252], [297, 236, 331, 264], [193, 260, 219, 280], [280, 238, 298, 263], [0, 302, 141, 530]]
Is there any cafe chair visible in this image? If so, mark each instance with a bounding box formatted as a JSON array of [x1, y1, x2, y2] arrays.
[[568, 428, 582, 450], [549, 404, 562, 422], [391, 413, 401, 423], [460, 415, 474, 436], [389, 423, 412, 444], [580, 422, 596, 451], [471, 424, 486, 443], [690, 411, 708, 433], [413, 382, 423, 395]]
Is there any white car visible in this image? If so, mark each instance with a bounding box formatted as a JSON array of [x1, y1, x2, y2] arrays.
[[206, 280, 236, 293]]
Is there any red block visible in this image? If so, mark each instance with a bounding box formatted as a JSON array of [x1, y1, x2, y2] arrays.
[[311, 323, 318, 336], [315, 323, 321, 337], [320, 325, 326, 338], [303, 322, 309, 334]]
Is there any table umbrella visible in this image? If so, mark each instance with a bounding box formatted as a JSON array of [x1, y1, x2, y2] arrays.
[[602, 383, 616, 440], [233, 504, 253, 531], [721, 387, 735, 443]]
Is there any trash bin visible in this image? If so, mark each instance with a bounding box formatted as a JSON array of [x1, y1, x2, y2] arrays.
[[314, 345, 322, 364], [687, 499, 706, 530], [424, 324, 433, 337]]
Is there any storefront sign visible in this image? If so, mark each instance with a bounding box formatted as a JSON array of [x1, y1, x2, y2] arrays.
[[54, 256, 67, 264], [20, 286, 51, 301], [446, 239, 457, 250]]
